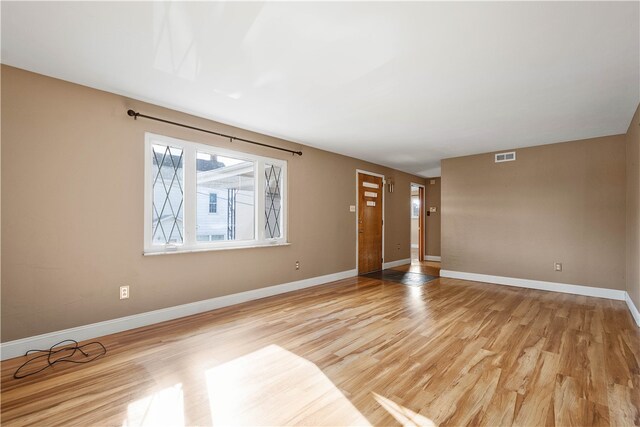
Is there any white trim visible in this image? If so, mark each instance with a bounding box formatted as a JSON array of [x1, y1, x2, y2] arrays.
[[411, 244, 419, 249], [355, 169, 385, 274], [425, 255, 441, 262], [625, 292, 640, 327], [143, 242, 291, 256], [383, 258, 411, 269], [357, 170, 386, 178], [439, 270, 626, 301], [0, 269, 356, 361]]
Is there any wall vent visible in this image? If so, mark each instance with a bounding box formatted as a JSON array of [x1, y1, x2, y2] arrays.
[[495, 151, 516, 163]]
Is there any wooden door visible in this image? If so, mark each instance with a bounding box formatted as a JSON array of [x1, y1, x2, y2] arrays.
[[358, 173, 383, 274], [418, 186, 425, 262]]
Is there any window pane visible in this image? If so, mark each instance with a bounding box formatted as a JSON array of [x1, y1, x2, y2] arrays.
[[265, 164, 282, 239], [412, 196, 420, 217], [152, 144, 184, 245], [196, 152, 255, 242], [208, 193, 217, 213]]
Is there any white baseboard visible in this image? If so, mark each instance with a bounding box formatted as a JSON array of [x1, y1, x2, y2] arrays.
[[439, 270, 626, 301], [0, 269, 357, 361], [626, 292, 640, 327], [425, 255, 441, 262], [383, 258, 411, 269]]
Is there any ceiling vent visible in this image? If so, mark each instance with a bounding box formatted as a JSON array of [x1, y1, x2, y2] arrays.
[[495, 151, 516, 163]]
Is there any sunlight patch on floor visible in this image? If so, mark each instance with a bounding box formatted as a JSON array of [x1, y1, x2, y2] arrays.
[[205, 344, 371, 426], [373, 392, 436, 427], [122, 383, 184, 427]]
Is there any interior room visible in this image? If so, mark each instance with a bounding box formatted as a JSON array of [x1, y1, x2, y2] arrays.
[[1, 2, 639, 426], [410, 183, 422, 261]]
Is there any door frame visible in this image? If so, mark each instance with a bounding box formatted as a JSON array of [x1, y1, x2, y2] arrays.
[[356, 169, 385, 274], [411, 182, 426, 262]]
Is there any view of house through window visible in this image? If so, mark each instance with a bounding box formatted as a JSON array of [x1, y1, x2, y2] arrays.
[[145, 133, 286, 253], [196, 152, 255, 242]]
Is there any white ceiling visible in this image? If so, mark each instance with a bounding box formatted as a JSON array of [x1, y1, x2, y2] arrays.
[[2, 1, 639, 177]]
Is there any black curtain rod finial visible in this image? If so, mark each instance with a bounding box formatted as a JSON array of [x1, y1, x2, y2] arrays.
[[127, 109, 139, 120]]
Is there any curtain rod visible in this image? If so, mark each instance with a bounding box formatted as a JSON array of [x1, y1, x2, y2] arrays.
[[126, 109, 303, 156]]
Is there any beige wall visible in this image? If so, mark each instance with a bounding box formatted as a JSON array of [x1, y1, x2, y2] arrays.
[[425, 178, 441, 257], [441, 135, 627, 290], [627, 103, 640, 309], [1, 66, 425, 341]]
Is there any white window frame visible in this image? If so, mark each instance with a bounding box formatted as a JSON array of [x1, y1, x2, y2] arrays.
[[144, 133, 287, 255]]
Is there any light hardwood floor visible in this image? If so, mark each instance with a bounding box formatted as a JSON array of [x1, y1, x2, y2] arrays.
[[392, 259, 441, 277], [1, 262, 639, 426]]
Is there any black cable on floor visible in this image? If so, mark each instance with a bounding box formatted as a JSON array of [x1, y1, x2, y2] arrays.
[[13, 339, 107, 379]]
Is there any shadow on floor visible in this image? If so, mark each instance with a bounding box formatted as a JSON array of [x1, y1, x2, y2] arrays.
[[360, 269, 438, 286]]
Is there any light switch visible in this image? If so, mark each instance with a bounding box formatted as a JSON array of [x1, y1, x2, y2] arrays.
[[349, 205, 356, 212]]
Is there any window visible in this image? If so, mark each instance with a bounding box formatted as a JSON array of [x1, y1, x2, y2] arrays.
[[145, 133, 287, 254], [208, 193, 217, 214], [265, 164, 283, 239], [411, 196, 420, 218], [151, 144, 184, 245]]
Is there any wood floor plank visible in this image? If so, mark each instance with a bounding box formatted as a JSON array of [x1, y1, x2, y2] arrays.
[[608, 383, 640, 427], [1, 260, 638, 426], [509, 350, 559, 426], [543, 315, 568, 354], [479, 390, 518, 427], [502, 333, 546, 394], [554, 374, 588, 427]]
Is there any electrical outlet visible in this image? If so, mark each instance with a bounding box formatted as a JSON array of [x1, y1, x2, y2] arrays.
[[120, 285, 129, 299], [295, 261, 300, 270], [554, 262, 562, 272]]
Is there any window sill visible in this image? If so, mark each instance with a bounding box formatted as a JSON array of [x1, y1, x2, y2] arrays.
[[143, 242, 291, 256]]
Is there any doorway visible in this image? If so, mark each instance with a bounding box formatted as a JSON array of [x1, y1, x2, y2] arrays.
[[357, 171, 384, 274], [410, 183, 425, 262]]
